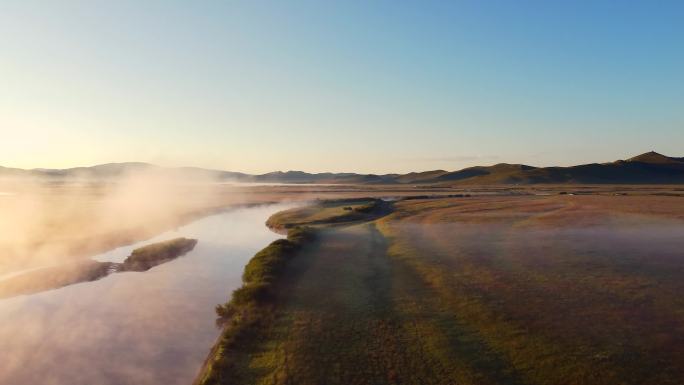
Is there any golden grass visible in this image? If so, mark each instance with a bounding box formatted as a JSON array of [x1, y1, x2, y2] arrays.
[[197, 194, 684, 384]]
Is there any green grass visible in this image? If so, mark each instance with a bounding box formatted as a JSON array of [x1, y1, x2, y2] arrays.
[[196, 226, 317, 385], [266, 198, 391, 230], [121, 237, 197, 271]]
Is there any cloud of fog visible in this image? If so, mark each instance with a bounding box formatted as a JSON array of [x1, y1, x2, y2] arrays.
[[0, 168, 231, 276]]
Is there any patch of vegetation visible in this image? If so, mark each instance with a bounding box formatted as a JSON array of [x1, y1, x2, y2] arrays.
[[0, 237, 199, 298], [120, 237, 197, 272], [0, 260, 113, 298], [266, 198, 392, 230], [196, 226, 317, 385]]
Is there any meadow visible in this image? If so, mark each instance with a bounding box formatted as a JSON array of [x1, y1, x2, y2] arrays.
[[197, 193, 684, 385]]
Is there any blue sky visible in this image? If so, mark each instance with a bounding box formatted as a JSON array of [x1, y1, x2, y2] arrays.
[[1, 0, 682, 173]]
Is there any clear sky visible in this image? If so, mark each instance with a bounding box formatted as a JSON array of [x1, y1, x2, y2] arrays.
[[1, 0, 682, 173]]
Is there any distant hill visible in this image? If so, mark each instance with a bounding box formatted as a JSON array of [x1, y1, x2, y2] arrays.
[[381, 151, 683, 185], [626, 151, 684, 164], [432, 164, 538, 184], [35, 162, 158, 178], [2, 152, 683, 185], [419, 152, 684, 185], [468, 151, 684, 185], [393, 170, 448, 184]]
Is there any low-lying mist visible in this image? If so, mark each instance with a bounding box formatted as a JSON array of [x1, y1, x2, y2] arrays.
[[0, 203, 294, 385], [0, 169, 236, 276]]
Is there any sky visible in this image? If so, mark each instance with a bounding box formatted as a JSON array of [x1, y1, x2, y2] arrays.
[[1, 0, 682, 174]]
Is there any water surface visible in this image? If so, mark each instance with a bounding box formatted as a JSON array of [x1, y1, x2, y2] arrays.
[[0, 202, 297, 385]]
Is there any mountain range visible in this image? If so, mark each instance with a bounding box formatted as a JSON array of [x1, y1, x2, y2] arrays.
[[2, 152, 683, 185]]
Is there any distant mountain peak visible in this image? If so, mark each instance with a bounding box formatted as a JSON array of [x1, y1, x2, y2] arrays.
[[627, 151, 678, 164]]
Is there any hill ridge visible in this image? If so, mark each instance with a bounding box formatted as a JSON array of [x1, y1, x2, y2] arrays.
[[1, 152, 682, 185]]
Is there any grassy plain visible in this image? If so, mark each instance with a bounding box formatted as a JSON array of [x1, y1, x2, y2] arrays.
[[266, 198, 391, 231], [199, 193, 684, 385]]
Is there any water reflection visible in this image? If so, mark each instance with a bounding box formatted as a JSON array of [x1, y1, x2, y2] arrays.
[[0, 202, 297, 385]]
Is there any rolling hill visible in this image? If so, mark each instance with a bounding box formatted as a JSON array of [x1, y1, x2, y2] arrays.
[[1, 152, 683, 185], [438, 151, 684, 185]]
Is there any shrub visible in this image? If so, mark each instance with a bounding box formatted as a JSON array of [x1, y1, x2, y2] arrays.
[[231, 282, 272, 305], [215, 303, 235, 318], [216, 226, 316, 316]]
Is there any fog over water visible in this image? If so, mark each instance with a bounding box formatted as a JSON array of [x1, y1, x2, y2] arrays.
[[0, 169, 264, 275], [0, 202, 297, 385]]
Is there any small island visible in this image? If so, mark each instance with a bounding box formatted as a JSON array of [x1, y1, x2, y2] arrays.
[[120, 237, 198, 272], [0, 237, 198, 298], [0, 260, 114, 299]]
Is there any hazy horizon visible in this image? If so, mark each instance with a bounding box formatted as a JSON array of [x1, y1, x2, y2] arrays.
[[2, 1, 683, 173], [0, 149, 679, 175]]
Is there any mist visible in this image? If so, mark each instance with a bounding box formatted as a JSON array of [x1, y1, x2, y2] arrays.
[[0, 169, 241, 277]]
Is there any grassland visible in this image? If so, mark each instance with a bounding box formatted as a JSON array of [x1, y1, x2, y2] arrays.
[[266, 198, 392, 231], [196, 193, 684, 385]]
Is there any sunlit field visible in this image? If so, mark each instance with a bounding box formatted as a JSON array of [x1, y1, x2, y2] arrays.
[[199, 194, 684, 385]]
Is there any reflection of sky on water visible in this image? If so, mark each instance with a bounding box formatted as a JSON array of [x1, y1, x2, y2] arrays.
[[0, 202, 297, 385]]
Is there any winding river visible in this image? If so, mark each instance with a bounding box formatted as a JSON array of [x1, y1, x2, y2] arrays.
[[0, 202, 297, 385]]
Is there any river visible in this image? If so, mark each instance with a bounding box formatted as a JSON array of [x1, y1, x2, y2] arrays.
[[0, 202, 297, 385]]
